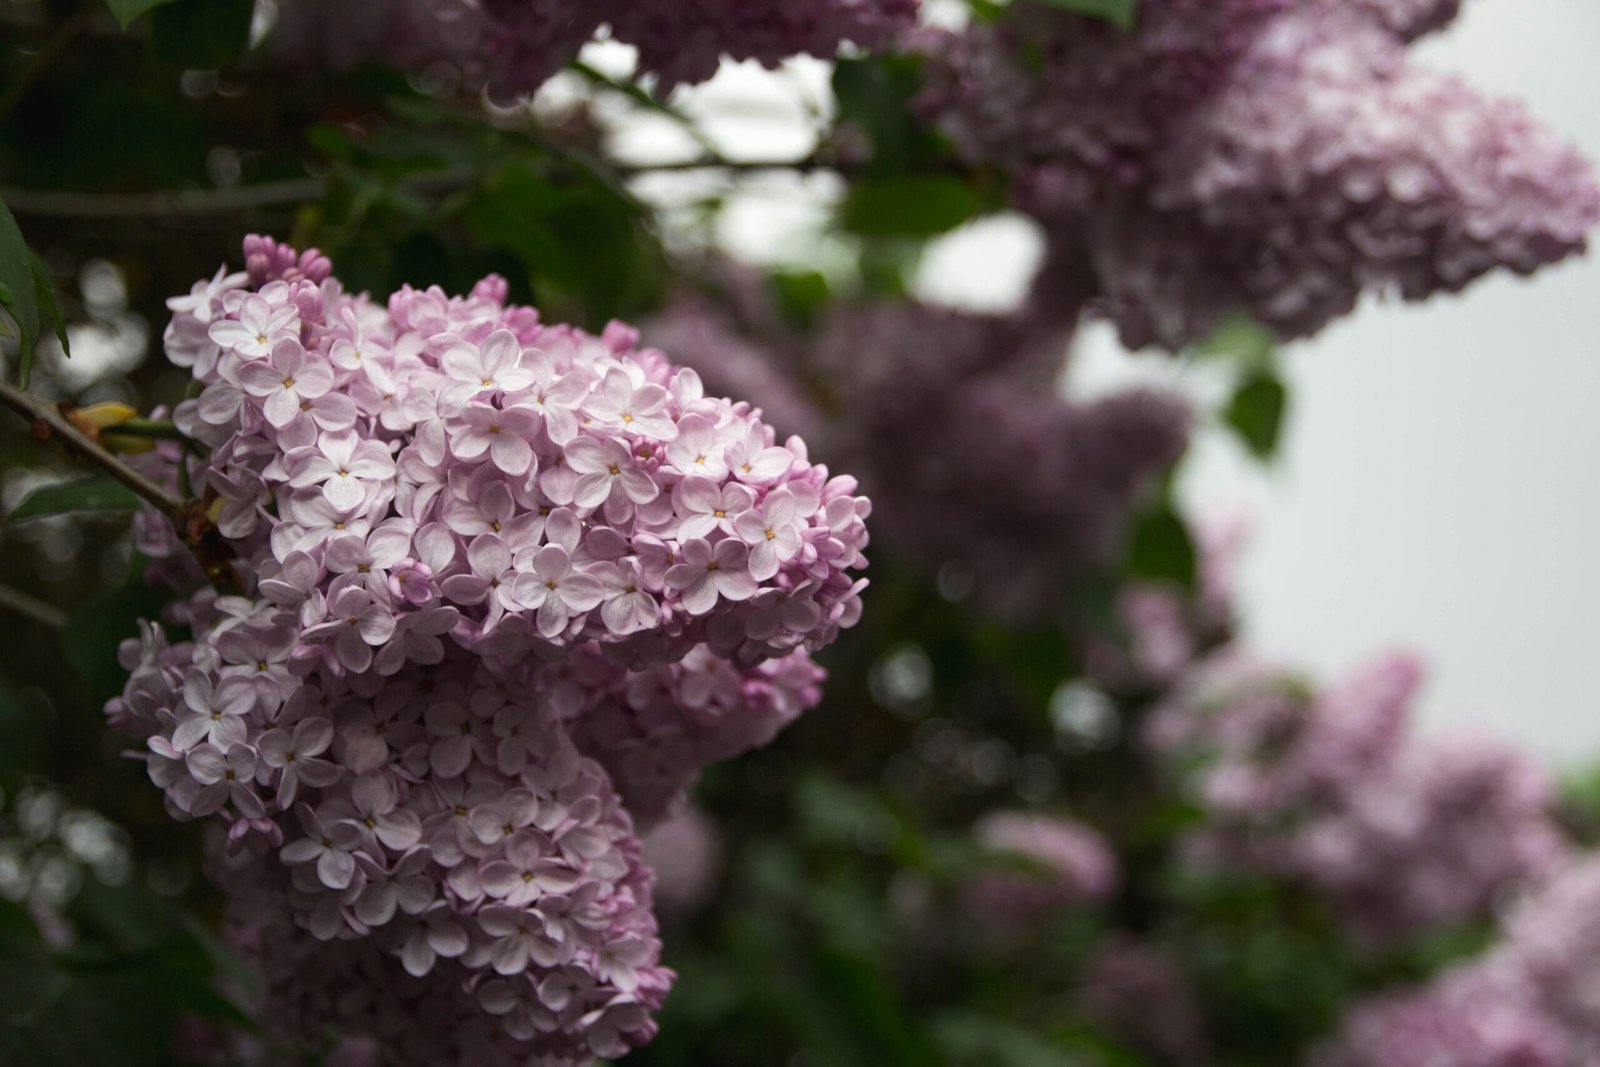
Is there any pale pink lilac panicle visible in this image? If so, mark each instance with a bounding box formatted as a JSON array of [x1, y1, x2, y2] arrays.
[[106, 237, 870, 1064]]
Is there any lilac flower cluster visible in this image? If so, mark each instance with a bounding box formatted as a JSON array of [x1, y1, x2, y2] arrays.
[[649, 292, 1191, 619], [1317, 962, 1571, 1067], [811, 305, 1191, 617], [1079, 937, 1214, 1066], [1083, 516, 1245, 695], [271, 0, 918, 95], [1147, 653, 1566, 947], [922, 0, 1599, 348], [106, 237, 869, 1063], [1317, 854, 1600, 1067], [965, 811, 1119, 936]]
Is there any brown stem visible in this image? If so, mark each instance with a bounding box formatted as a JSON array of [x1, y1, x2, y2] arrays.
[[0, 380, 187, 528], [0, 154, 931, 220], [0, 381, 239, 591], [0, 166, 476, 220]]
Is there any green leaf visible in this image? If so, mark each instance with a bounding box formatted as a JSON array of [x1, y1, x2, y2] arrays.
[[147, 0, 252, 67], [1128, 505, 1197, 590], [832, 55, 941, 176], [771, 270, 831, 330], [463, 160, 661, 325], [102, 0, 178, 28], [1031, 0, 1139, 29], [30, 254, 69, 362], [60, 556, 173, 706], [812, 949, 942, 1067], [7, 477, 142, 524], [1225, 373, 1288, 461], [0, 197, 41, 388], [932, 1013, 1087, 1067], [842, 176, 982, 238], [1194, 311, 1276, 370]]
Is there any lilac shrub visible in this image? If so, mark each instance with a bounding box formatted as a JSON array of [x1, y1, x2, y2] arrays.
[[922, 0, 1599, 348], [965, 811, 1119, 936], [1147, 653, 1566, 947], [648, 294, 1192, 618], [104, 236, 870, 1064], [1079, 937, 1214, 1065], [1318, 854, 1600, 1066], [270, 0, 920, 95]]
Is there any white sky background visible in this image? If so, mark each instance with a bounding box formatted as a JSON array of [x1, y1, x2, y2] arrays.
[[1178, 0, 1600, 764], [584, 0, 1600, 763]]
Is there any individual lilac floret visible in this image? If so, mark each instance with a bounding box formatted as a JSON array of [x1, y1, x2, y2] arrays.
[[922, 0, 1599, 348], [965, 811, 1119, 937], [270, 0, 918, 95], [1146, 652, 1567, 947], [104, 237, 871, 1064]]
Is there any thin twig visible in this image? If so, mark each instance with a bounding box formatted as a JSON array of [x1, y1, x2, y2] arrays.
[[0, 156, 861, 220], [0, 382, 240, 591], [0, 583, 67, 631], [0, 166, 479, 220], [0, 380, 186, 530], [569, 60, 724, 159]]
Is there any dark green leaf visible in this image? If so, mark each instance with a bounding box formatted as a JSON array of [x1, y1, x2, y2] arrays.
[[0, 197, 41, 388], [60, 556, 172, 706], [463, 160, 661, 325], [1128, 505, 1197, 590], [1225, 373, 1288, 461], [932, 1013, 1086, 1067], [147, 0, 252, 68], [0, 879, 253, 1066], [30, 254, 69, 362], [842, 176, 981, 238], [832, 55, 945, 176], [7, 478, 142, 524], [1030, 0, 1139, 29], [771, 270, 831, 330], [794, 774, 888, 849], [813, 949, 941, 1067], [102, 0, 178, 27]]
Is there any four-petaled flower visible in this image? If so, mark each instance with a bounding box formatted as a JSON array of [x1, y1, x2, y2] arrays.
[[208, 293, 298, 358], [565, 436, 661, 510], [664, 538, 758, 615], [440, 329, 535, 406], [512, 545, 604, 638], [480, 830, 581, 907], [256, 717, 340, 808], [238, 338, 335, 428], [582, 368, 677, 440], [290, 431, 397, 511]]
